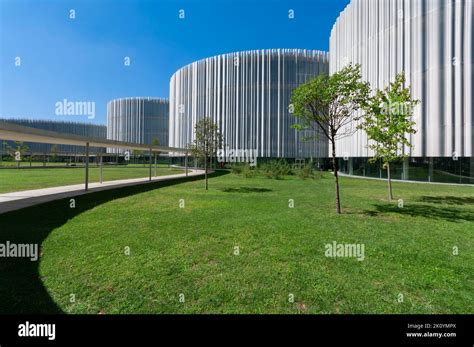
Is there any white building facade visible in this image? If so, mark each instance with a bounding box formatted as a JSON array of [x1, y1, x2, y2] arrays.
[[330, 0, 473, 183], [107, 97, 169, 153], [169, 49, 329, 159]]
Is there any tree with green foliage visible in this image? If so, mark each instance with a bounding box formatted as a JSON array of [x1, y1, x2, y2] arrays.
[[151, 137, 160, 168], [189, 117, 223, 190], [151, 137, 160, 146], [132, 149, 143, 165], [50, 144, 59, 162], [358, 72, 419, 201], [291, 64, 370, 214], [4, 141, 29, 168]]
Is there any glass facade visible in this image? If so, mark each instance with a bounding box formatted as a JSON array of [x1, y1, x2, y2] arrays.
[[339, 157, 474, 184], [0, 119, 106, 154]]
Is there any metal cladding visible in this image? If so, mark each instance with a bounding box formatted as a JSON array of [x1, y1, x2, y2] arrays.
[[0, 119, 106, 153], [330, 0, 473, 158], [107, 97, 169, 153], [169, 49, 329, 158]]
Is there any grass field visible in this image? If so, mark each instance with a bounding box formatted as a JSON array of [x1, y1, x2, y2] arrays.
[[0, 171, 472, 314], [0, 164, 183, 193]]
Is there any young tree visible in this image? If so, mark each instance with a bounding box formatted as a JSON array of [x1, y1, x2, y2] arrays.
[[151, 137, 160, 168], [150, 137, 160, 167], [4, 141, 29, 168], [291, 64, 370, 214], [189, 117, 223, 190], [358, 72, 419, 201], [132, 149, 143, 165], [50, 144, 59, 162], [151, 137, 160, 146]]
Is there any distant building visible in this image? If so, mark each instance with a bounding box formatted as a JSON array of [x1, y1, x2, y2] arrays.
[[106, 97, 169, 154], [0, 119, 106, 154], [169, 49, 329, 159]]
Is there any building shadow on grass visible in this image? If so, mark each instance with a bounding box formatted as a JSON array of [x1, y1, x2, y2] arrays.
[[417, 196, 474, 205], [364, 203, 474, 223], [0, 170, 229, 314], [220, 187, 272, 193]]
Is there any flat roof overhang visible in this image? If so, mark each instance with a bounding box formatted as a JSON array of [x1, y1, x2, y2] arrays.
[[0, 120, 186, 153]]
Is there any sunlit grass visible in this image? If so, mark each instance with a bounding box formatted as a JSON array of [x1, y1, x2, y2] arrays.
[[0, 164, 183, 193], [0, 172, 472, 313]]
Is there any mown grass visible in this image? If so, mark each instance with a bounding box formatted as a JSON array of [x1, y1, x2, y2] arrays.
[[0, 164, 183, 193], [0, 171, 472, 314]]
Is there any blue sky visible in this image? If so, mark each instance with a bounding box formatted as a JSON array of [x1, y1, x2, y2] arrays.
[[0, 0, 350, 124]]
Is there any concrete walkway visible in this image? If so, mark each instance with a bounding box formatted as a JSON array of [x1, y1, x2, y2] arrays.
[[0, 169, 205, 214]]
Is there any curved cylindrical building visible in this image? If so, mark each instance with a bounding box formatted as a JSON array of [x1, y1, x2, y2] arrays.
[[330, 0, 473, 158], [330, 0, 473, 183], [107, 97, 169, 153], [169, 49, 329, 158]]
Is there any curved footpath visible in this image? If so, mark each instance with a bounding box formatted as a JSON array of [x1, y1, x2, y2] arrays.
[[0, 169, 206, 214]]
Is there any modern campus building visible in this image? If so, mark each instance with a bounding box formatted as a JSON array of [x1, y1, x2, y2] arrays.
[[330, 0, 473, 183], [0, 119, 106, 154], [1, 1, 472, 183], [169, 49, 329, 159], [106, 97, 169, 154]]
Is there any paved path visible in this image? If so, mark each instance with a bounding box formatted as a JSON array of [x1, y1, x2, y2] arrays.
[[0, 169, 205, 214]]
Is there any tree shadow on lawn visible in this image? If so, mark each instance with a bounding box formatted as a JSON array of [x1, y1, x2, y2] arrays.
[[417, 196, 474, 205], [364, 203, 474, 223], [220, 187, 272, 193], [0, 170, 229, 314]]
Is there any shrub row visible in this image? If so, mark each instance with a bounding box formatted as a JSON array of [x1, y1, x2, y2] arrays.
[[228, 160, 322, 180]]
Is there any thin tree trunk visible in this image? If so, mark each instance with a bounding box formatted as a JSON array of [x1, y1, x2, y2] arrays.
[[331, 139, 341, 214], [387, 161, 393, 201], [204, 154, 208, 190]]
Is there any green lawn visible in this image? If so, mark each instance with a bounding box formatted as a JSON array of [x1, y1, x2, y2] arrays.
[[0, 164, 183, 193], [0, 171, 472, 314]]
